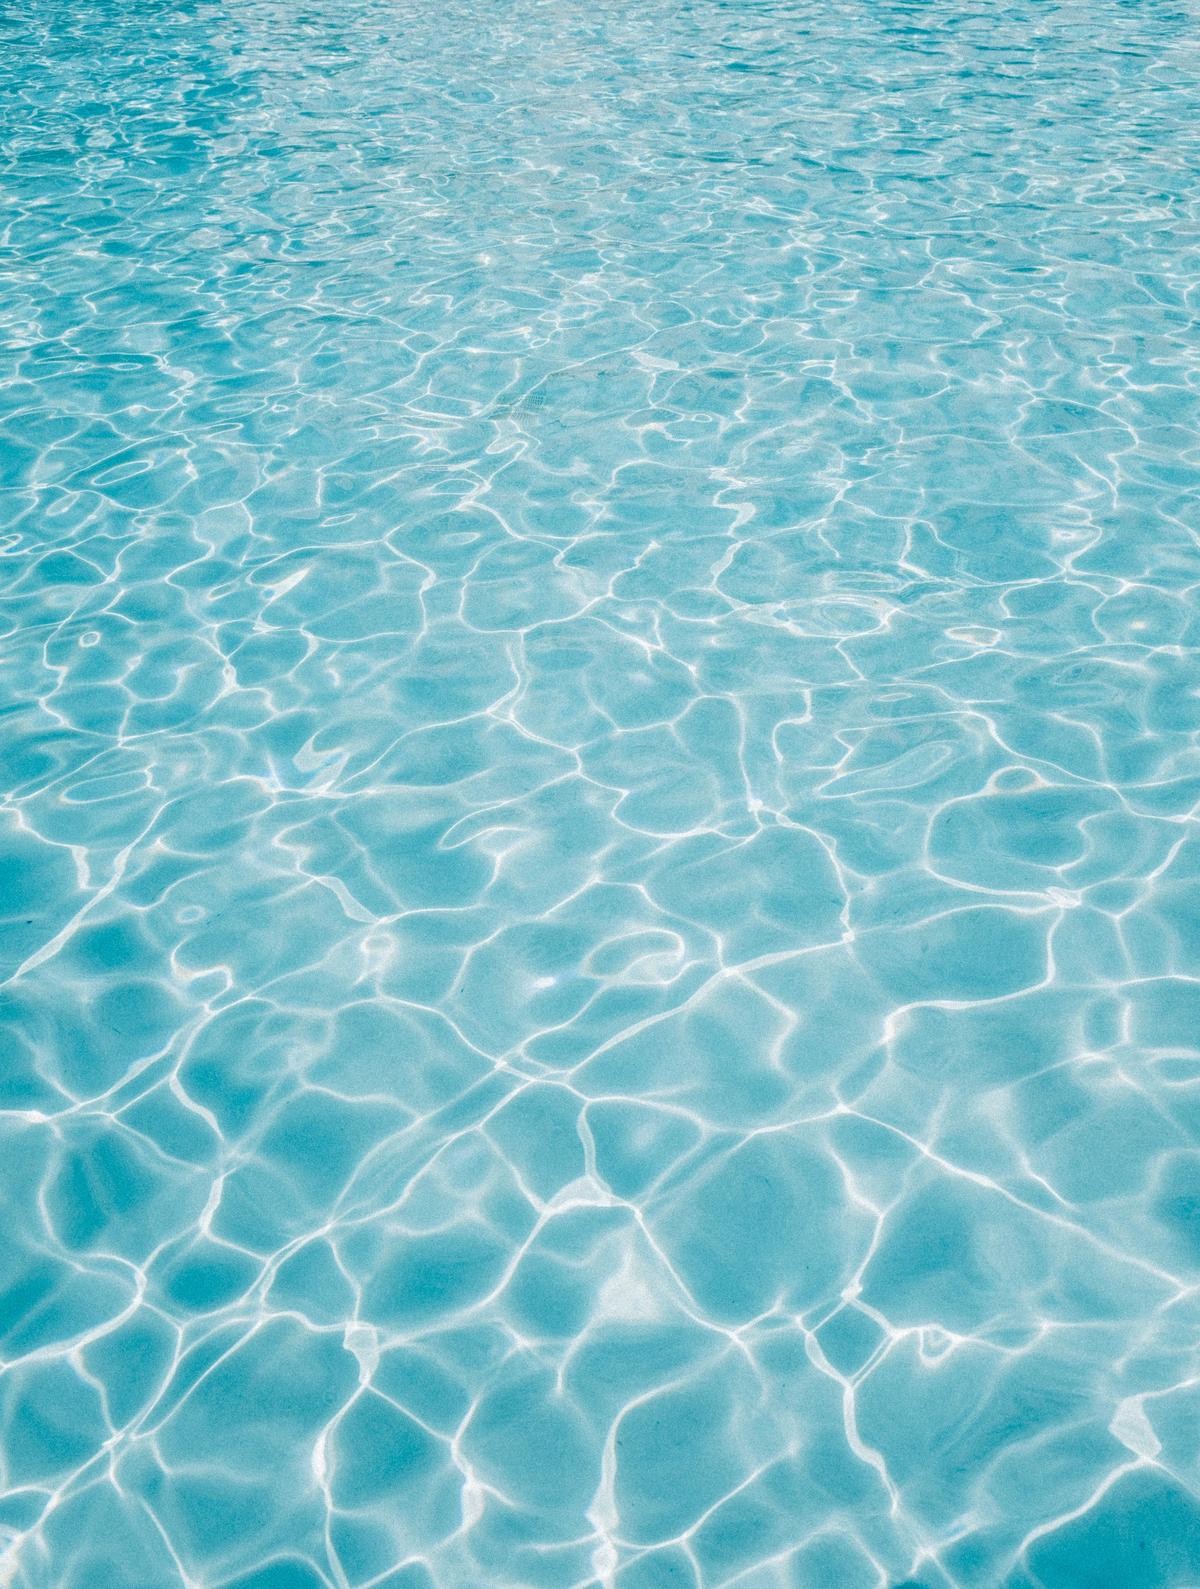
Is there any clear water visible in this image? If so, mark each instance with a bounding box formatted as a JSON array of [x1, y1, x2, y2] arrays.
[[2, 0, 1200, 1584]]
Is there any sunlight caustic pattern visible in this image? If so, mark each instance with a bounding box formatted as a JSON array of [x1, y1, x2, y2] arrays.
[[2, 0, 1200, 1585]]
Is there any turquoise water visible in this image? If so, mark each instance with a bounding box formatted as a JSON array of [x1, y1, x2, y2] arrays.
[[2, 0, 1200, 1584]]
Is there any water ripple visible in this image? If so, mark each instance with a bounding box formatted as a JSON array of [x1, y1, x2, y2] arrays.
[[2, 0, 1200, 1585]]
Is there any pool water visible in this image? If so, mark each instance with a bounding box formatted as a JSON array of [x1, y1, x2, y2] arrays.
[[2, 0, 1200, 1585]]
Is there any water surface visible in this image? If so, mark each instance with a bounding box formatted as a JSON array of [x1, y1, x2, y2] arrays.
[[2, 0, 1200, 1585]]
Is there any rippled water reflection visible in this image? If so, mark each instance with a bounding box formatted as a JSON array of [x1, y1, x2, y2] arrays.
[[2, 0, 1200, 1585]]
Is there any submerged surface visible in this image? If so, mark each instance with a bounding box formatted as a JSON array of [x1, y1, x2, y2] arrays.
[[2, 0, 1200, 1583]]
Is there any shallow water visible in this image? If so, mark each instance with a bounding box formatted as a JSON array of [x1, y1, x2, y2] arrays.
[[2, 0, 1200, 1584]]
